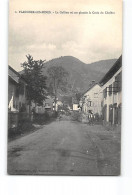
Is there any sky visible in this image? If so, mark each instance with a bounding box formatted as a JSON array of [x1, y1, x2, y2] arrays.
[[9, 0, 122, 71]]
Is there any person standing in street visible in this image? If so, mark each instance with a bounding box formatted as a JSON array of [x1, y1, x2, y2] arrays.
[[90, 113, 94, 125], [87, 114, 89, 125]]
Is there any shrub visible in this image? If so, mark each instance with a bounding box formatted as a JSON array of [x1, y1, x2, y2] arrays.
[[71, 111, 81, 121]]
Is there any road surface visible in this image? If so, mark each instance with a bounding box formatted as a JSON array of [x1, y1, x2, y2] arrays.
[[8, 118, 120, 175]]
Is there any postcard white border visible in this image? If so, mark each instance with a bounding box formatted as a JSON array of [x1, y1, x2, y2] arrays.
[[0, 0, 132, 195]]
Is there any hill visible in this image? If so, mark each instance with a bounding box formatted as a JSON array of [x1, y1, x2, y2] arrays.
[[43, 56, 117, 92]]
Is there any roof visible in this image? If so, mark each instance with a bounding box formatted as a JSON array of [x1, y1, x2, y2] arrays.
[[99, 55, 122, 86], [82, 83, 101, 96], [8, 65, 27, 84], [9, 66, 20, 83]]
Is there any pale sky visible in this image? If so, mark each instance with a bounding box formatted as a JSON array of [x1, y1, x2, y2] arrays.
[[9, 0, 122, 71]]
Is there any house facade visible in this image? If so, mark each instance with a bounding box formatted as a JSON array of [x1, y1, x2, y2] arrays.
[[80, 84, 102, 115], [99, 56, 122, 125], [8, 66, 27, 112], [73, 104, 80, 111], [8, 66, 28, 129]]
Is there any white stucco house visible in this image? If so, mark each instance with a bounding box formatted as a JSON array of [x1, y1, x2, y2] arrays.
[[80, 83, 102, 116]]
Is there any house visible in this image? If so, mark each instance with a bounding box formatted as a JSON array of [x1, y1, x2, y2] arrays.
[[79, 83, 102, 115], [73, 104, 80, 111], [8, 65, 28, 129], [45, 97, 54, 112], [99, 56, 122, 125], [31, 96, 54, 114], [31, 96, 63, 114], [8, 66, 28, 112]]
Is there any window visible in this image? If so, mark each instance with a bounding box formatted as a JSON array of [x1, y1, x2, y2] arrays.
[[103, 88, 107, 98], [109, 84, 112, 96], [113, 81, 117, 94], [113, 72, 122, 94], [115, 73, 122, 92], [88, 101, 92, 106]]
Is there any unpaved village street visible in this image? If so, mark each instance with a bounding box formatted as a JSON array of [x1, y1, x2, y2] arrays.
[[8, 118, 121, 175]]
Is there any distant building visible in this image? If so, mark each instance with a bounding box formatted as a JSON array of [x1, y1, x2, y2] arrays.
[[73, 104, 79, 111], [99, 56, 122, 125], [32, 96, 54, 114], [45, 97, 54, 112], [32, 97, 64, 114], [8, 66, 27, 112], [80, 83, 102, 115]]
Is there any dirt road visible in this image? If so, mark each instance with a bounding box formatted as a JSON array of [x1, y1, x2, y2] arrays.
[[8, 119, 120, 175]]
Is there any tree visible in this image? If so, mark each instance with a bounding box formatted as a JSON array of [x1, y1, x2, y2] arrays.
[[47, 66, 69, 110], [75, 92, 82, 102], [21, 54, 47, 112]]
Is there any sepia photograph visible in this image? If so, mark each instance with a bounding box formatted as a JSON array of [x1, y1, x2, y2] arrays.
[[8, 0, 122, 175]]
